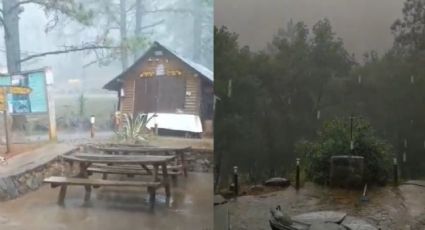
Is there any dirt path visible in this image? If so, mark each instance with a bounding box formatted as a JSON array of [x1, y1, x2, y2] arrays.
[[227, 183, 425, 230]]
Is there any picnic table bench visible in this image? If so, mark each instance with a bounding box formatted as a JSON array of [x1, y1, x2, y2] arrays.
[[92, 146, 191, 177], [86, 163, 182, 185], [44, 153, 175, 210]]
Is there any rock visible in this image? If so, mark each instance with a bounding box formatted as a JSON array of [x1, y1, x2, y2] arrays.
[[310, 223, 346, 230], [214, 195, 228, 205], [264, 177, 290, 187], [25, 177, 34, 189], [249, 185, 265, 193], [293, 211, 347, 225], [271, 206, 292, 226], [0, 215, 9, 224]]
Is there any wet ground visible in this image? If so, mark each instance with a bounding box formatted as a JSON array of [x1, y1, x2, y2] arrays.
[[0, 172, 213, 230], [226, 182, 425, 230]]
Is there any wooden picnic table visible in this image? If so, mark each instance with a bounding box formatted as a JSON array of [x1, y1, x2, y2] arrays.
[[94, 146, 190, 154], [93, 146, 190, 177], [50, 153, 176, 209]]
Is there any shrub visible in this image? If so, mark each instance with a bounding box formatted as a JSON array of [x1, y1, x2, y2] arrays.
[[296, 117, 393, 186]]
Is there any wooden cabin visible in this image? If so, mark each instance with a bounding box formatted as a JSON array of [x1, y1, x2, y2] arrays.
[[103, 41, 214, 136]]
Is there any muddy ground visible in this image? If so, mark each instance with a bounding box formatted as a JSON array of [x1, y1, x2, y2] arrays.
[[227, 182, 425, 230]]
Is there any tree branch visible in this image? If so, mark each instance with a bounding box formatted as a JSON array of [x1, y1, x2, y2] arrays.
[[0, 15, 9, 37], [142, 8, 192, 14], [20, 45, 117, 63], [8, 0, 34, 14], [141, 20, 164, 30]]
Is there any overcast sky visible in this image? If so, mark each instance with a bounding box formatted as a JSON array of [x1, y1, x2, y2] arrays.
[[215, 0, 404, 57]]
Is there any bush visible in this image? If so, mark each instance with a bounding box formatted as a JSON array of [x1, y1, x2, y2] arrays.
[[296, 117, 393, 186], [115, 113, 154, 144]]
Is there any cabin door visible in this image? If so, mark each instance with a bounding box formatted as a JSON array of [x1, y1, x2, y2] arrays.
[[135, 77, 185, 114], [157, 76, 186, 112]]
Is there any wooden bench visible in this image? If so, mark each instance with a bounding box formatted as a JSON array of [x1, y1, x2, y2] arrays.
[[44, 176, 161, 210], [86, 164, 181, 185]]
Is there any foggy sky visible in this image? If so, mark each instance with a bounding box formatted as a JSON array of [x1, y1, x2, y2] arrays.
[[215, 0, 404, 57]]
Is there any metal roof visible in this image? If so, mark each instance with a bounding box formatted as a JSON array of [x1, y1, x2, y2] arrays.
[[103, 41, 213, 90], [159, 42, 213, 82]]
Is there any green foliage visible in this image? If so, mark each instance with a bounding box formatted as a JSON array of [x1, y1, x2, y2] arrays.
[[297, 118, 393, 185], [216, 1, 425, 188], [38, 0, 95, 32], [125, 37, 150, 54], [214, 20, 354, 185], [115, 113, 154, 144], [391, 0, 425, 52]]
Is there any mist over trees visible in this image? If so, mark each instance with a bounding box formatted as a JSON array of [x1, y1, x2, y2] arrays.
[[0, 0, 213, 88], [214, 0, 425, 187], [0, 0, 212, 129]]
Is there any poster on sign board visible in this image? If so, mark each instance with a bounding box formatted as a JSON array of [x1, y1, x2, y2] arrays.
[[0, 69, 48, 115]]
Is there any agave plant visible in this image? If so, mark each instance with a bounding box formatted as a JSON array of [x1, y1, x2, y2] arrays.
[[115, 113, 155, 144]]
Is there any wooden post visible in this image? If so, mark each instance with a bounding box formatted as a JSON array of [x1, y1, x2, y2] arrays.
[[90, 115, 95, 138], [393, 158, 398, 186], [296, 158, 300, 190], [233, 166, 238, 198], [58, 185, 67, 205], [90, 124, 94, 138], [148, 186, 156, 212], [45, 70, 57, 142], [161, 163, 171, 201], [2, 89, 10, 153]]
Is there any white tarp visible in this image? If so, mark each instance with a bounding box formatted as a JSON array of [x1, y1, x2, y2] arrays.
[[146, 113, 203, 133]]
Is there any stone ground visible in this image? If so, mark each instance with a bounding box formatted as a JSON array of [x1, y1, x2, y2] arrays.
[[0, 172, 213, 230], [224, 182, 425, 230], [0, 132, 213, 230]]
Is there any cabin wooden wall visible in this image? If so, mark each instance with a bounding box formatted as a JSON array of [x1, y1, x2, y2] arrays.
[[120, 79, 135, 114], [119, 47, 205, 116]]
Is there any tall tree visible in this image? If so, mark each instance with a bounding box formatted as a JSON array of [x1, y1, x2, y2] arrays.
[[2, 0, 21, 74], [120, 0, 128, 70]]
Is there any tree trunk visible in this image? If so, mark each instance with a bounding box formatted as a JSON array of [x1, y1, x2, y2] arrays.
[[133, 0, 143, 61], [3, 0, 21, 74], [3, 0, 26, 131], [120, 0, 128, 70], [192, 0, 202, 62]]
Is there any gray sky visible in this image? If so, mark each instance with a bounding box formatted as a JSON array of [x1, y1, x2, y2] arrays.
[[215, 0, 404, 57]]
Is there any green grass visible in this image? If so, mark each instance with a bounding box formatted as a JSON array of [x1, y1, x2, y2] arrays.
[[55, 94, 117, 129]]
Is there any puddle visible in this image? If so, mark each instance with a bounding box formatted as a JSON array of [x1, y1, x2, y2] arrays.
[[0, 172, 213, 230]]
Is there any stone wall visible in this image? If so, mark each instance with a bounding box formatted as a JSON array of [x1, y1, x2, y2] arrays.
[[0, 148, 78, 201], [0, 145, 213, 201], [187, 148, 213, 172]]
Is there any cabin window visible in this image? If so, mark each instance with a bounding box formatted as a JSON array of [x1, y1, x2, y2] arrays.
[[156, 64, 165, 76], [154, 50, 163, 56], [120, 88, 125, 97]]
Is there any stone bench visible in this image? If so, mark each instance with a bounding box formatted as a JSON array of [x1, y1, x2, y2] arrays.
[[44, 176, 161, 210]]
